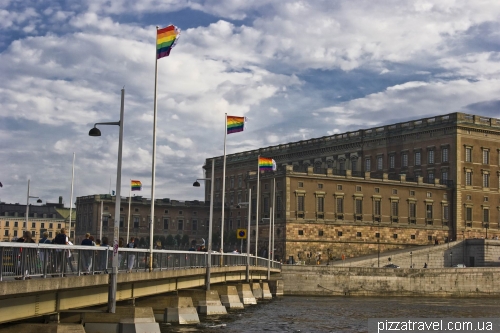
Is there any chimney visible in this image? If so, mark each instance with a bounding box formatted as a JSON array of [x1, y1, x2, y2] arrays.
[[59, 196, 63, 204]]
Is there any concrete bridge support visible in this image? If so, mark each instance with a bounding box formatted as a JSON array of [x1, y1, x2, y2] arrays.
[[231, 283, 257, 305], [135, 295, 200, 324], [83, 307, 160, 333], [268, 279, 284, 297], [178, 290, 227, 315], [251, 282, 263, 299], [210, 285, 244, 309], [261, 282, 273, 299]]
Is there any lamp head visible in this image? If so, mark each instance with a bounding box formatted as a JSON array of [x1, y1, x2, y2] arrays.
[[36, 199, 42, 203], [89, 127, 101, 136], [193, 181, 201, 187], [236, 204, 241, 209]]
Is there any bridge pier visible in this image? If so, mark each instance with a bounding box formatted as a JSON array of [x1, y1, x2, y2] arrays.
[[231, 283, 257, 305], [261, 282, 273, 299], [210, 285, 244, 309], [83, 307, 160, 333], [178, 290, 227, 315], [135, 295, 200, 324], [268, 279, 284, 297], [251, 282, 263, 299]]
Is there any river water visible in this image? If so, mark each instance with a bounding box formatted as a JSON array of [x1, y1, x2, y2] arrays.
[[160, 296, 500, 333]]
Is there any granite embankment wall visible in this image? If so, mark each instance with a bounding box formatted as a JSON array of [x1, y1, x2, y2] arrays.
[[325, 239, 500, 269], [282, 265, 500, 297]]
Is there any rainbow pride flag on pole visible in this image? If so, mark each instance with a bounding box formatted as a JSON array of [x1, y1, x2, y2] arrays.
[[131, 180, 142, 191], [157, 25, 180, 59], [259, 157, 277, 172], [227, 116, 245, 134]]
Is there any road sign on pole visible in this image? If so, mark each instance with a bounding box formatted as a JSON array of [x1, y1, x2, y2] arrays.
[[237, 229, 247, 239]]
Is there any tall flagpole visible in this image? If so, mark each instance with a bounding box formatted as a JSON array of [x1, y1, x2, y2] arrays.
[[272, 177, 276, 263], [221, 113, 228, 253], [149, 26, 160, 272], [267, 206, 272, 280], [127, 180, 131, 243], [68, 152, 75, 240], [255, 155, 260, 264]]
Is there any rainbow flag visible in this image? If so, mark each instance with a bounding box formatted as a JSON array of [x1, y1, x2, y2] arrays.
[[227, 115, 245, 134], [131, 180, 142, 191], [157, 25, 180, 59], [259, 157, 277, 172]]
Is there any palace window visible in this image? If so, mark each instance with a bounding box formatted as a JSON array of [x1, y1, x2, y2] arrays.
[[365, 158, 371, 172], [389, 155, 395, 169], [402, 153, 408, 167], [414, 151, 421, 166], [317, 196, 324, 213], [336, 197, 344, 216], [163, 218, 169, 229], [426, 204, 433, 224], [391, 201, 399, 222], [442, 205, 449, 223], [409, 202, 416, 224], [133, 216, 140, 229], [428, 172, 434, 183], [465, 171, 472, 186], [442, 147, 449, 162], [483, 208, 490, 223], [483, 149, 490, 165], [355, 198, 363, 220], [377, 156, 383, 170], [465, 207, 473, 222], [178, 219, 183, 230], [428, 150, 435, 164], [465, 147, 472, 162], [374, 199, 381, 221], [483, 172, 490, 188]]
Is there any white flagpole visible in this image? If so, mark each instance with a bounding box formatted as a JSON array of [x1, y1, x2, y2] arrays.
[[68, 152, 75, 240], [149, 26, 160, 272], [221, 113, 228, 253], [255, 155, 260, 264], [272, 177, 275, 263], [127, 180, 131, 243], [99, 200, 103, 241], [267, 206, 272, 280]]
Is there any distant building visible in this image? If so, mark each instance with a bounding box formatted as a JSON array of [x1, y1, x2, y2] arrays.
[[0, 196, 75, 242], [203, 112, 500, 263], [75, 194, 211, 248]]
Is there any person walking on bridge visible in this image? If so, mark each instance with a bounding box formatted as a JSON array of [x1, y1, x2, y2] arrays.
[[81, 233, 95, 274]]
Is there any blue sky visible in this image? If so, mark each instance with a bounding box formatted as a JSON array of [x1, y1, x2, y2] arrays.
[[1, 0, 500, 205]]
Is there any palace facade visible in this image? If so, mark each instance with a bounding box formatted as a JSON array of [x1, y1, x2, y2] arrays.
[[204, 112, 500, 262]]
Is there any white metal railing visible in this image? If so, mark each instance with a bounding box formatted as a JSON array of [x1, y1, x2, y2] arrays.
[[0, 243, 281, 281]]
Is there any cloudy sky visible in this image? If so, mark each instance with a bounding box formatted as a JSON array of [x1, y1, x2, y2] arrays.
[[1, 0, 500, 206]]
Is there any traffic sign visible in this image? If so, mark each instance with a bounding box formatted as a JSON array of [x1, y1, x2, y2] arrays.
[[237, 228, 247, 239]]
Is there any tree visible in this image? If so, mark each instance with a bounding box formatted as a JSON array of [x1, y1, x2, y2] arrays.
[[159, 235, 166, 248], [174, 234, 182, 248], [166, 234, 175, 247], [181, 234, 190, 246]]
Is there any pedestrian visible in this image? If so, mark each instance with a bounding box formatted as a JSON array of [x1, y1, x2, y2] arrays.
[[54, 228, 68, 275], [424, 262, 428, 268], [81, 233, 95, 274], [127, 237, 137, 273], [99, 236, 109, 273], [15, 231, 35, 279], [38, 231, 51, 274]]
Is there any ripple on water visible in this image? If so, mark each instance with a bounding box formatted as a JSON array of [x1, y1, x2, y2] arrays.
[[160, 296, 500, 333]]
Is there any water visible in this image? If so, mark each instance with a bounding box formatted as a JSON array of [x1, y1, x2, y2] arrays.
[[161, 296, 500, 333]]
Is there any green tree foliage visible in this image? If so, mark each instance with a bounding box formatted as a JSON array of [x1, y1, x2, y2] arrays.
[[166, 234, 175, 246], [181, 234, 190, 246]]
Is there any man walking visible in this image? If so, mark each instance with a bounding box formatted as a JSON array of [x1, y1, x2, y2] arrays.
[[81, 233, 95, 274]]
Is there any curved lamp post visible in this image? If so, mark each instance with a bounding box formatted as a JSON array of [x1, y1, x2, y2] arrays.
[[193, 158, 214, 290], [89, 88, 125, 314]]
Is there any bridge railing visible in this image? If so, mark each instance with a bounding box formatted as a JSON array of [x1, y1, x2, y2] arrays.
[[0, 243, 281, 281]]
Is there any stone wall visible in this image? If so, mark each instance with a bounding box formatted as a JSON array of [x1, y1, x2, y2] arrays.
[[292, 239, 500, 268], [282, 265, 500, 297]]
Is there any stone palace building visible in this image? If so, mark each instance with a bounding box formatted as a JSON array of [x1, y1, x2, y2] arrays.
[[203, 112, 500, 263]]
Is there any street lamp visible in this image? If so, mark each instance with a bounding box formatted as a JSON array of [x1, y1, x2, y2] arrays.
[[450, 251, 453, 267], [236, 187, 252, 282], [25, 179, 42, 233], [89, 88, 125, 314], [410, 251, 413, 268], [193, 158, 214, 290]]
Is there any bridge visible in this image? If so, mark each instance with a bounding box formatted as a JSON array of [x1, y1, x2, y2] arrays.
[[0, 243, 282, 325]]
